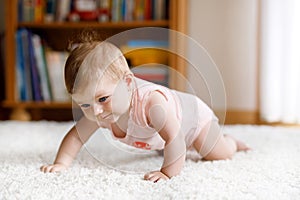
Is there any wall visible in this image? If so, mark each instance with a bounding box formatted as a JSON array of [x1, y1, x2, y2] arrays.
[[187, 0, 258, 122]]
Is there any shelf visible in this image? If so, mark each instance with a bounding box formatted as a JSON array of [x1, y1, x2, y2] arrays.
[[18, 20, 169, 29], [4, 0, 187, 120], [2, 101, 72, 109]]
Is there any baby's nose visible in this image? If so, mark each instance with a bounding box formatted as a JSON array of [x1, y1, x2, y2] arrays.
[[93, 104, 104, 116]]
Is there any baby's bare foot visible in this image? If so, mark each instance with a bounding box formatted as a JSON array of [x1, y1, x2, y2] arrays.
[[235, 139, 251, 151], [225, 134, 251, 151]]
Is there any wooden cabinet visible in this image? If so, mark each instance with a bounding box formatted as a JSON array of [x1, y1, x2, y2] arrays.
[[3, 0, 187, 120]]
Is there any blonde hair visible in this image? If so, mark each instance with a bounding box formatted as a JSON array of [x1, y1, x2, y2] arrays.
[[65, 37, 131, 94]]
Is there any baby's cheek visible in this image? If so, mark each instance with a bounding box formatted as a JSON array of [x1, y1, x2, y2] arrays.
[[82, 109, 96, 122], [111, 99, 128, 113], [111, 88, 131, 114]]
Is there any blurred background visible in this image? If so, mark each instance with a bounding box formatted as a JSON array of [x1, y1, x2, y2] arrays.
[[1, 0, 299, 125]]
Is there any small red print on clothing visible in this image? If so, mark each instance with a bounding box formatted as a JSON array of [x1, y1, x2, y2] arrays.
[[133, 141, 151, 150]]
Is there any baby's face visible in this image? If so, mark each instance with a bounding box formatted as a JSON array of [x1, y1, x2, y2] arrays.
[[72, 75, 132, 124]]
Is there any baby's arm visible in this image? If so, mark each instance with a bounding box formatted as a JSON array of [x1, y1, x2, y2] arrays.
[[40, 116, 99, 173], [143, 91, 186, 182]]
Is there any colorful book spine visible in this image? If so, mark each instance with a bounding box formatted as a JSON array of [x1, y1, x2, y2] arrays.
[[111, 0, 122, 22], [28, 31, 43, 101], [132, 64, 168, 86], [45, 50, 70, 102], [144, 0, 152, 20], [122, 39, 169, 86], [123, 0, 134, 21], [34, 0, 44, 22], [44, 0, 56, 22], [18, 0, 168, 23], [55, 0, 71, 22], [16, 29, 54, 102], [127, 40, 168, 47], [134, 0, 144, 20], [19, 29, 33, 101], [31, 34, 52, 101], [15, 31, 27, 101], [17, 0, 24, 22], [22, 0, 35, 22]]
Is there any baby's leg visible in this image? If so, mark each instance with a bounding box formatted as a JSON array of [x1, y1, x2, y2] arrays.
[[193, 121, 249, 161], [203, 134, 236, 160]]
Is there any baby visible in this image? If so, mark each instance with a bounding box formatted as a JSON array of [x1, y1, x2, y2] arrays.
[[40, 38, 249, 182]]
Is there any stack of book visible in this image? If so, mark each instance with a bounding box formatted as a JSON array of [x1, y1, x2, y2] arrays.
[[15, 29, 70, 102], [122, 39, 169, 86], [110, 0, 168, 22], [131, 64, 169, 87], [18, 0, 169, 23]]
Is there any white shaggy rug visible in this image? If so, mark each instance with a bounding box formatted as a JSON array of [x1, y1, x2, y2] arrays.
[[0, 121, 299, 200]]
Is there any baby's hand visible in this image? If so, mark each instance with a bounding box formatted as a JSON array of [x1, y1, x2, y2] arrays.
[[40, 163, 67, 173], [144, 171, 169, 182]]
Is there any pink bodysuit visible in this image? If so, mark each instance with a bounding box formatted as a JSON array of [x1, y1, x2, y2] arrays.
[[109, 78, 218, 151]]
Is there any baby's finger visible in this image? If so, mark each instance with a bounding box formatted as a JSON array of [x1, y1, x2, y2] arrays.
[[44, 165, 54, 173], [50, 166, 58, 173], [159, 173, 169, 180], [40, 165, 50, 173], [149, 175, 160, 182], [144, 172, 154, 180], [40, 165, 46, 172], [50, 165, 65, 173]]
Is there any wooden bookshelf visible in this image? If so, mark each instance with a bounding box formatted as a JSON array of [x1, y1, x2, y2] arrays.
[[18, 20, 169, 29], [3, 0, 187, 121], [2, 101, 72, 109]]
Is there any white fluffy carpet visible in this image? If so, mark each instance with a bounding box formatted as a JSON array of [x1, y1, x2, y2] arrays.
[[0, 121, 299, 200]]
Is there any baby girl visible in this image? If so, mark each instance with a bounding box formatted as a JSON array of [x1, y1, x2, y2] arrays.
[[40, 38, 249, 182]]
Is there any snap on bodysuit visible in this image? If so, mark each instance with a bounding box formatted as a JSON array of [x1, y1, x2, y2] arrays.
[[104, 78, 220, 155]]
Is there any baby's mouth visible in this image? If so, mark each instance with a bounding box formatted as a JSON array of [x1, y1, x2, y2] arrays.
[[101, 113, 112, 120]]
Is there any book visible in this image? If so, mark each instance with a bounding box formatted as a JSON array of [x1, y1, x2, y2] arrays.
[[55, 0, 71, 22], [18, 0, 24, 22], [121, 39, 169, 66], [44, 0, 56, 22], [27, 31, 43, 101], [111, 0, 122, 22], [122, 0, 134, 21], [122, 39, 169, 86], [22, 0, 35, 22], [127, 40, 168, 47], [31, 34, 52, 101], [19, 29, 33, 101], [34, 0, 44, 22], [15, 30, 27, 101], [132, 64, 168, 86], [144, 0, 152, 20], [45, 50, 70, 102], [18, 0, 168, 23], [134, 0, 144, 20], [153, 0, 167, 20]]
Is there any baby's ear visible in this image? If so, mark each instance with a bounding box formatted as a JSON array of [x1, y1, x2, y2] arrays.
[[123, 73, 134, 87]]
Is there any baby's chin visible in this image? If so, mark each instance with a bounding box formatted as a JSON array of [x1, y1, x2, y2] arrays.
[[95, 114, 120, 124]]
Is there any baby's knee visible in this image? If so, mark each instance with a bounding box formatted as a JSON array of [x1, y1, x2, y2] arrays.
[[202, 139, 235, 161], [203, 150, 234, 161]]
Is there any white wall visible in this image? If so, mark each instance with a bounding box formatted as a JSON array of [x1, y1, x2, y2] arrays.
[[187, 0, 258, 111]]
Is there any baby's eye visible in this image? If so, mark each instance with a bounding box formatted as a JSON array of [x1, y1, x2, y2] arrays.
[[98, 96, 109, 103], [80, 104, 90, 108]]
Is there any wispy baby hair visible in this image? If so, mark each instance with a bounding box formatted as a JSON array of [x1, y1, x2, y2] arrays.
[[64, 30, 130, 94]]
